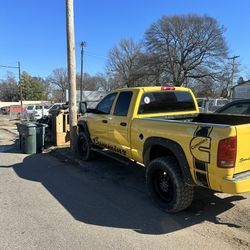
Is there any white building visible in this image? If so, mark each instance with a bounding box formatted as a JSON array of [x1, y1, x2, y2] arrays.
[[231, 80, 250, 99], [65, 90, 107, 108]]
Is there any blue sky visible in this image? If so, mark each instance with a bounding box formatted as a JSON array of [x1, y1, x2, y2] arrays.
[[0, 0, 250, 79]]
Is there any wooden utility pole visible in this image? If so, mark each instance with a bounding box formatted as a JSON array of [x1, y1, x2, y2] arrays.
[[66, 0, 77, 152], [18, 61, 23, 112], [80, 41, 87, 101], [228, 55, 240, 88]]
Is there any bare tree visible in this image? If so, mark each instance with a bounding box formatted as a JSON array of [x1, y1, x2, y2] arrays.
[[106, 38, 145, 87], [76, 73, 99, 91], [92, 73, 113, 91], [0, 72, 19, 101], [48, 68, 68, 100], [145, 14, 228, 86]]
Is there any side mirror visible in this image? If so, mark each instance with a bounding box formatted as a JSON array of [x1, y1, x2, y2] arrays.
[[79, 101, 87, 114]]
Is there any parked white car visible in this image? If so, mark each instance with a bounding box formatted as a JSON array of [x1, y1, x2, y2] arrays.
[[32, 105, 51, 120]]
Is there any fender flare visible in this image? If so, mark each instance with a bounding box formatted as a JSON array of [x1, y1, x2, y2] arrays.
[[143, 137, 195, 185], [77, 120, 91, 142]]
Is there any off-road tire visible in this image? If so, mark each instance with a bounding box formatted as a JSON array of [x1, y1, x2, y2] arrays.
[[78, 132, 94, 161], [146, 156, 193, 213]]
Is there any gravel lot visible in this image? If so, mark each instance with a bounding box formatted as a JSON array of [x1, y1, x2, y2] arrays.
[[0, 115, 250, 249]]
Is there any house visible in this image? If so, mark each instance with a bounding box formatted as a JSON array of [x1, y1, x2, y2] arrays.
[[65, 90, 107, 108], [231, 80, 250, 99]]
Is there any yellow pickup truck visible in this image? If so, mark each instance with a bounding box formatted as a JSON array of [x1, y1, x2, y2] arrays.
[[77, 86, 250, 212]]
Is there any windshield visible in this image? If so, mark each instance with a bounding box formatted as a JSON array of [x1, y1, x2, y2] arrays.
[[27, 106, 34, 110], [138, 91, 196, 114], [216, 99, 229, 106]]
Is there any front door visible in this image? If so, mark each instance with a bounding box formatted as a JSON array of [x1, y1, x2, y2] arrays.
[[88, 92, 117, 146]]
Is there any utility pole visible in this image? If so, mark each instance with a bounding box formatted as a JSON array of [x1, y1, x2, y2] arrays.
[[18, 62, 23, 111], [228, 55, 240, 87], [66, 0, 77, 152], [0, 62, 23, 112], [80, 41, 87, 102]]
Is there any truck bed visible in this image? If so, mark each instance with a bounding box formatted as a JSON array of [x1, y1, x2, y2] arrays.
[[148, 113, 250, 126]]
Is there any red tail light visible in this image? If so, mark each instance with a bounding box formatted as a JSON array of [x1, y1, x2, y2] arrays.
[[161, 86, 175, 91], [217, 136, 237, 168]]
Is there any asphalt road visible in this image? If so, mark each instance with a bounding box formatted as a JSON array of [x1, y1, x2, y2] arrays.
[[0, 119, 250, 249]]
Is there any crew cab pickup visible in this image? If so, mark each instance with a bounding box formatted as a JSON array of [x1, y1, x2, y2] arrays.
[[77, 86, 250, 212]]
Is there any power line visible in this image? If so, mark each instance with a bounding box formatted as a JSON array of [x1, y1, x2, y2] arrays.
[[0, 64, 19, 69]]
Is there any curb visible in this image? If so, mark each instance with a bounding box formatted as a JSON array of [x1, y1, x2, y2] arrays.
[[46, 146, 86, 168]]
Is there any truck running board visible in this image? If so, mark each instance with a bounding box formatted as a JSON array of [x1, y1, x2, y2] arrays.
[[91, 147, 135, 166]]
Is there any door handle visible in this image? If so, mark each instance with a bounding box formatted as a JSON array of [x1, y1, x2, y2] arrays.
[[120, 122, 127, 127], [102, 120, 108, 124]]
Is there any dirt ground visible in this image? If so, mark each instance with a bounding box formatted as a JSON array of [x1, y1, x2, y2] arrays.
[[1, 114, 250, 249]]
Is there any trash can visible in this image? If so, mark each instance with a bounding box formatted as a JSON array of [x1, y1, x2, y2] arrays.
[[17, 122, 48, 154], [17, 122, 37, 154], [36, 123, 48, 153]]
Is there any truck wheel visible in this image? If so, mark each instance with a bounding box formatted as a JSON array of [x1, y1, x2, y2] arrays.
[[146, 156, 193, 213], [78, 132, 93, 161]]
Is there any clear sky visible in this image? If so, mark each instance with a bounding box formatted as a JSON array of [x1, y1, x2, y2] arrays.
[[0, 0, 249, 79]]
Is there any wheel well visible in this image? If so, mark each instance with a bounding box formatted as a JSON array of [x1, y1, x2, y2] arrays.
[[143, 137, 195, 186], [78, 124, 85, 134], [149, 145, 176, 163]]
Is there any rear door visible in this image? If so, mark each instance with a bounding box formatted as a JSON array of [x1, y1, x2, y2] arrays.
[[107, 91, 134, 158]]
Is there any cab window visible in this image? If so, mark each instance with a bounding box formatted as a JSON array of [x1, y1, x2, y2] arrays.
[[138, 91, 196, 114], [114, 92, 133, 116], [96, 93, 117, 114]]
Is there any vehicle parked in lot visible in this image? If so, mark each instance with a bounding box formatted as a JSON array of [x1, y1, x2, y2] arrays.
[[215, 99, 250, 115], [9, 105, 26, 113], [1, 105, 26, 114], [31, 105, 51, 120], [196, 98, 208, 112], [48, 103, 65, 115], [77, 86, 250, 213], [25, 105, 37, 119], [25, 104, 50, 120], [0, 106, 10, 114], [207, 98, 229, 112]]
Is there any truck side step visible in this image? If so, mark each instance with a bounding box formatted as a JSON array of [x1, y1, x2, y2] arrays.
[[91, 147, 134, 166]]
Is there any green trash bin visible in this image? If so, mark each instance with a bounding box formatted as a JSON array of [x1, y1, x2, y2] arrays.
[[36, 123, 48, 153], [17, 122, 48, 154], [17, 122, 37, 154]]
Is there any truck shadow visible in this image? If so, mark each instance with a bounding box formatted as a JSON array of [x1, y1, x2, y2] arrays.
[[1, 153, 246, 235]]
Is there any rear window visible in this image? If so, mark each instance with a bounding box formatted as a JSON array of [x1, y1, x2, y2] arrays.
[[138, 91, 196, 114]]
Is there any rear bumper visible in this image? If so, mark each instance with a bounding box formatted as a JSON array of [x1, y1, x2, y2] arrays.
[[221, 170, 250, 194]]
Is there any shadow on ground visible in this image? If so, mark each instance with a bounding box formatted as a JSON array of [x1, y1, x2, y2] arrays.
[[0, 137, 20, 153], [0, 152, 245, 235]]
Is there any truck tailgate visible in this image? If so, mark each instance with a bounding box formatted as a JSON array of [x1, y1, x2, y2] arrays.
[[235, 124, 250, 174]]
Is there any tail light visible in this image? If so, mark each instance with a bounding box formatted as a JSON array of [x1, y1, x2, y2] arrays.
[[217, 136, 237, 168], [161, 86, 175, 91]]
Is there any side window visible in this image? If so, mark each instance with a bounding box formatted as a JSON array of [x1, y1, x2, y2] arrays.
[[97, 93, 117, 114], [114, 92, 133, 116]]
